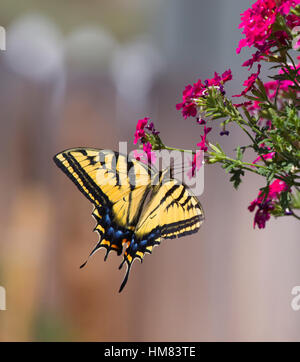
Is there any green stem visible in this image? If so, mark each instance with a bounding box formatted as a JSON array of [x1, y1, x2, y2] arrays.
[[165, 146, 193, 153], [223, 156, 267, 170]]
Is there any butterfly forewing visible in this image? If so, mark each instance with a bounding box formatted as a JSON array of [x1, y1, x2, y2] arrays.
[[54, 148, 151, 224]]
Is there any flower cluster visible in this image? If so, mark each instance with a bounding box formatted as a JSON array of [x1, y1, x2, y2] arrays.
[[133, 117, 161, 164], [237, 0, 278, 54], [237, 0, 300, 73], [132, 1, 300, 229], [176, 70, 232, 120], [248, 179, 289, 228], [175, 70, 232, 165]]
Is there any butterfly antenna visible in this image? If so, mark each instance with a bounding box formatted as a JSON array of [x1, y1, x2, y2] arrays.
[[119, 263, 131, 293]]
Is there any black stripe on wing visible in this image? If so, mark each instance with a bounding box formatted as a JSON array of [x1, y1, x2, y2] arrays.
[[53, 150, 110, 207]]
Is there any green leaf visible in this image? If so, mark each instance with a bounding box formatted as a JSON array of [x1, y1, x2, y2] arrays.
[[236, 146, 243, 161], [229, 168, 245, 190]]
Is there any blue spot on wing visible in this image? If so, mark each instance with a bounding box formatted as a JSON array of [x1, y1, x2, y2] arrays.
[[115, 230, 123, 239], [140, 240, 147, 247], [104, 213, 111, 225], [107, 226, 114, 237]]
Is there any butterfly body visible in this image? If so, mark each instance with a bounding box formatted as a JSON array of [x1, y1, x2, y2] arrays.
[[53, 147, 204, 292]]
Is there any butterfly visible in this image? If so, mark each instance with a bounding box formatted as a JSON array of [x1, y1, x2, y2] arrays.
[[53, 148, 204, 292]]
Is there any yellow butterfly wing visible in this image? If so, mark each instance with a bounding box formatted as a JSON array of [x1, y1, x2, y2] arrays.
[[53, 148, 151, 260], [118, 179, 204, 292], [136, 181, 204, 239]]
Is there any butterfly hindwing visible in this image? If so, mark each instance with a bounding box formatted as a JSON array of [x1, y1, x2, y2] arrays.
[[135, 179, 204, 239]]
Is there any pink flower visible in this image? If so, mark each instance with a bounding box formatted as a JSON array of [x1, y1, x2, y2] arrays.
[[264, 80, 280, 99], [278, 0, 300, 15], [187, 150, 204, 179], [205, 70, 233, 87], [176, 81, 205, 119], [221, 69, 233, 83], [146, 122, 160, 136], [143, 142, 156, 164], [242, 52, 264, 70], [233, 101, 253, 108], [176, 100, 198, 119], [196, 118, 206, 125], [196, 126, 212, 152], [247, 100, 261, 113], [268, 179, 289, 198], [237, 0, 278, 54], [241, 31, 289, 69], [242, 45, 271, 69], [274, 30, 290, 44], [134, 117, 149, 144], [286, 13, 300, 28], [249, 200, 274, 229], [233, 65, 261, 97], [237, 0, 300, 55], [248, 179, 289, 228], [252, 151, 275, 164], [176, 70, 232, 119], [133, 144, 156, 166]]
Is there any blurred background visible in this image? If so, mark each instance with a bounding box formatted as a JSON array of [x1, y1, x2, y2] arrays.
[[0, 0, 299, 341]]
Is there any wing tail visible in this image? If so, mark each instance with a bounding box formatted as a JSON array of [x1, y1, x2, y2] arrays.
[[117, 231, 162, 292], [80, 241, 101, 268], [119, 263, 132, 293]]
